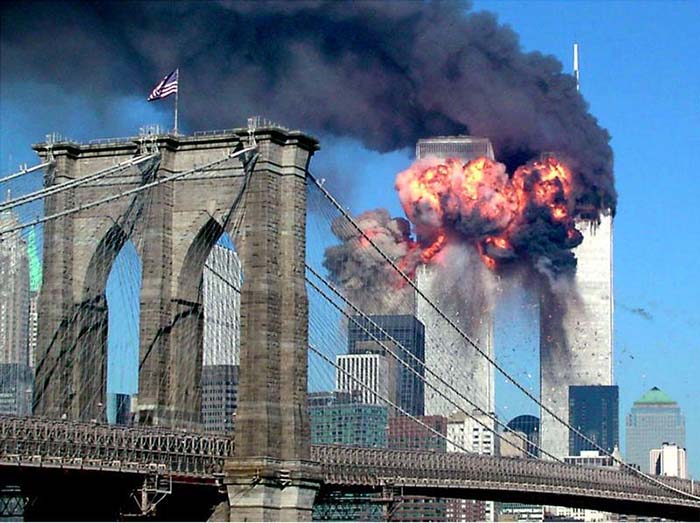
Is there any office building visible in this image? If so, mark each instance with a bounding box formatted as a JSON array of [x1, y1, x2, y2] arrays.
[[203, 244, 241, 366], [348, 314, 425, 416], [336, 353, 394, 406], [201, 365, 238, 433], [569, 385, 619, 455], [501, 429, 529, 458], [0, 210, 31, 367], [0, 364, 33, 415], [200, 245, 241, 432], [446, 411, 496, 522], [308, 391, 387, 447], [507, 415, 540, 458], [26, 226, 42, 370], [540, 214, 614, 459], [626, 387, 685, 473], [650, 443, 687, 479], [415, 137, 496, 419], [106, 392, 132, 425]]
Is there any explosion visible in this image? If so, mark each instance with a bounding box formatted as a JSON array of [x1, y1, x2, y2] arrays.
[[395, 155, 584, 276]]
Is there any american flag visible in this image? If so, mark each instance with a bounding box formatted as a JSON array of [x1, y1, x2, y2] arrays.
[[147, 69, 178, 101]]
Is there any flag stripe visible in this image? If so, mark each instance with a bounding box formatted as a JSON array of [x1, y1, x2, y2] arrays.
[[147, 69, 178, 101]]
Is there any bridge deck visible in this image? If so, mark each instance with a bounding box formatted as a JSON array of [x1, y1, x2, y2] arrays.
[[1, 416, 698, 518]]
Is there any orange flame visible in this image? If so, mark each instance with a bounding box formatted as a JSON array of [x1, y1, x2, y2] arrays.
[[395, 154, 579, 271]]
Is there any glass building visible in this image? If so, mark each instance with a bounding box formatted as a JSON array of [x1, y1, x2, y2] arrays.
[[568, 385, 619, 455], [625, 387, 685, 473], [507, 414, 541, 458], [348, 314, 425, 416], [308, 391, 388, 447]]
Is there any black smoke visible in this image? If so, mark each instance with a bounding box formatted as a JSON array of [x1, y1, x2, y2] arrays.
[[1, 0, 615, 212]]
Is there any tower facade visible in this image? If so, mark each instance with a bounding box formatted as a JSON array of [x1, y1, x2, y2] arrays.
[[540, 215, 614, 458], [415, 137, 496, 418], [0, 211, 30, 366], [626, 387, 685, 473]]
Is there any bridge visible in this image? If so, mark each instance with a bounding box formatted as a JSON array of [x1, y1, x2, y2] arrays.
[[1, 123, 699, 521], [1, 415, 698, 520]]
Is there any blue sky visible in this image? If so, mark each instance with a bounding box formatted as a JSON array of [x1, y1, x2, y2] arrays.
[[1, 1, 697, 477]]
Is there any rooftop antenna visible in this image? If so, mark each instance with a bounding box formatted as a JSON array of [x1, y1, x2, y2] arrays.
[[573, 42, 580, 91]]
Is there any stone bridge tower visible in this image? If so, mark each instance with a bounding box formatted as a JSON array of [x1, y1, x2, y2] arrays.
[[32, 126, 320, 520]]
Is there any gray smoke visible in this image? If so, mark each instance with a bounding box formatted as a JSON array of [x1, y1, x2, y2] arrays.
[[323, 209, 419, 314], [1, 0, 614, 212]]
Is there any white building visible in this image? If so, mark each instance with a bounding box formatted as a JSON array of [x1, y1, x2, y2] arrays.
[[202, 245, 241, 366], [540, 215, 614, 459], [650, 443, 687, 479], [0, 210, 30, 366], [447, 411, 496, 522], [336, 353, 394, 406]]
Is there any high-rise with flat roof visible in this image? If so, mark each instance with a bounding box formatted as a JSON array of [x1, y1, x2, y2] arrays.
[[540, 215, 614, 459], [568, 385, 619, 455], [626, 387, 685, 473], [200, 244, 241, 432], [415, 136, 496, 419]]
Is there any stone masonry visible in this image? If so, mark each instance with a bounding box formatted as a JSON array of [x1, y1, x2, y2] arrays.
[[32, 127, 320, 520]]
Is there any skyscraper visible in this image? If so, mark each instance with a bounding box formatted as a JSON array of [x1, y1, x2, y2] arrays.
[[308, 391, 388, 447], [348, 314, 425, 416], [626, 387, 686, 473], [26, 226, 42, 371], [540, 215, 614, 459], [415, 137, 496, 418], [0, 210, 30, 366], [0, 210, 33, 416], [568, 385, 619, 455], [202, 245, 241, 366], [200, 244, 241, 431]]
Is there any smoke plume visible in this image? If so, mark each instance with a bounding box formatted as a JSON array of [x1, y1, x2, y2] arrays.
[[1, 0, 614, 211]]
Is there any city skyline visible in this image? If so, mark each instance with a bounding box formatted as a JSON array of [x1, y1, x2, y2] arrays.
[[1, 0, 697, 481]]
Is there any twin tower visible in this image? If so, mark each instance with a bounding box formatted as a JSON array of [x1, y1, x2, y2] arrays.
[[415, 136, 613, 459]]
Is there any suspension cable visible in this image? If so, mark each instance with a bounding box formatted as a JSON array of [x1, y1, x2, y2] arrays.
[[0, 161, 52, 184], [0, 147, 256, 237], [0, 154, 157, 213]]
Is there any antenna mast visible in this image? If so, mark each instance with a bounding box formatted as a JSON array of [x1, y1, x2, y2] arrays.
[[573, 42, 580, 91]]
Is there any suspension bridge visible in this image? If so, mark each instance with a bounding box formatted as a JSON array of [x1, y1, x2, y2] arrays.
[[0, 122, 698, 521]]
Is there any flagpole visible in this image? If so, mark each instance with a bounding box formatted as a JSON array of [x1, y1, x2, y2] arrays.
[[174, 69, 179, 135]]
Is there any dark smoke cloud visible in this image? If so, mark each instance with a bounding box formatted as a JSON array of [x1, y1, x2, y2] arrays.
[[1, 0, 615, 212]]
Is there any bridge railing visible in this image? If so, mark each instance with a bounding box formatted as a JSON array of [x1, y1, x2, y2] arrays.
[[0, 416, 233, 477]]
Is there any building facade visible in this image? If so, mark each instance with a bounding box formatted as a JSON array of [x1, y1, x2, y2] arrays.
[[540, 215, 614, 459], [336, 353, 393, 406], [0, 210, 33, 416], [568, 385, 619, 455], [625, 387, 686, 473], [0, 210, 30, 367], [201, 365, 239, 433], [308, 391, 388, 447], [348, 314, 425, 416], [200, 244, 241, 432], [202, 244, 241, 366], [446, 411, 496, 522], [507, 414, 540, 458], [650, 442, 687, 479], [106, 392, 132, 425]]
